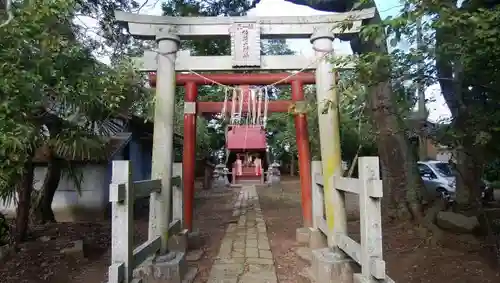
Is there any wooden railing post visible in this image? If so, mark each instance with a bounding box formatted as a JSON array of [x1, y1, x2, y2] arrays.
[[358, 157, 386, 280], [172, 163, 183, 225], [107, 160, 189, 283], [109, 160, 134, 283], [311, 156, 393, 282], [311, 160, 323, 229]]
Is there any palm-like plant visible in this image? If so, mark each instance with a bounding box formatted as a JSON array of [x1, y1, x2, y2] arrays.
[[0, 1, 151, 236], [30, 119, 124, 223], [26, 47, 150, 223]]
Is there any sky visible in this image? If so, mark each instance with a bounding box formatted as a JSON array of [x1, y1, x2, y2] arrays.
[[79, 0, 451, 123]]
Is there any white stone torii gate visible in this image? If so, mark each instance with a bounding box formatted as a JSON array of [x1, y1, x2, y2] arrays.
[[116, 9, 375, 72], [113, 7, 377, 281]]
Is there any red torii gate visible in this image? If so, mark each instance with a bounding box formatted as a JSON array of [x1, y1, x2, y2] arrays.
[[149, 72, 315, 230]]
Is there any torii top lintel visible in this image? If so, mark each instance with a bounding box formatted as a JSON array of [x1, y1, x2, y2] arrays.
[[114, 8, 376, 40]]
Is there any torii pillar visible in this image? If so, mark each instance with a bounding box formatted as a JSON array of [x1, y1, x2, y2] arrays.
[[149, 29, 180, 253], [311, 30, 346, 247], [183, 82, 197, 232], [291, 80, 313, 228]]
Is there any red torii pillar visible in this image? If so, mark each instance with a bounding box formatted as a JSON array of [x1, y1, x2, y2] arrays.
[[183, 82, 197, 231], [291, 80, 313, 227]]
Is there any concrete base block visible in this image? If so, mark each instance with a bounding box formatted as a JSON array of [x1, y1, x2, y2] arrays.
[[183, 267, 198, 283], [308, 228, 327, 249], [268, 175, 281, 185], [188, 230, 202, 250], [168, 229, 188, 253], [353, 273, 395, 283], [353, 274, 368, 283], [294, 246, 313, 262], [186, 249, 204, 262], [133, 251, 196, 283], [311, 248, 359, 283], [296, 227, 311, 244], [213, 178, 227, 189]]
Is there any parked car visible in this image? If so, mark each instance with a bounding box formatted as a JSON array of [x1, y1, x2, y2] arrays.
[[417, 160, 494, 202]]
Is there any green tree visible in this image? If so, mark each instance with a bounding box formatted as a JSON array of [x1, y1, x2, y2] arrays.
[[292, 0, 500, 231], [364, 0, 500, 219], [0, 0, 148, 239], [431, 1, 500, 209], [282, 0, 431, 224]]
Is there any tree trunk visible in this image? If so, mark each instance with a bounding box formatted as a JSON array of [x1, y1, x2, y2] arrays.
[[351, 9, 427, 223], [290, 154, 295, 176], [32, 152, 62, 224], [434, 6, 478, 209], [435, 29, 484, 210], [15, 158, 34, 243], [454, 141, 484, 211], [367, 82, 423, 220]]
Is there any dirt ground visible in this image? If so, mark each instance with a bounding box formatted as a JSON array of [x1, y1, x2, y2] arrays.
[[259, 178, 500, 283], [0, 182, 236, 283], [2, 178, 500, 283], [382, 221, 500, 283], [0, 221, 111, 283], [0, 205, 150, 283], [257, 183, 311, 283], [190, 189, 239, 283]]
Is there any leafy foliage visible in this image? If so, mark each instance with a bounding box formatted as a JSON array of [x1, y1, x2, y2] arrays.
[[364, 0, 500, 203], [296, 0, 500, 210], [0, 212, 9, 245], [0, 0, 150, 232]]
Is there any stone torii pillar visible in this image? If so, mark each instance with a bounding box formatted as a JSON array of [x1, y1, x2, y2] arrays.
[[311, 30, 347, 247], [149, 28, 179, 254]]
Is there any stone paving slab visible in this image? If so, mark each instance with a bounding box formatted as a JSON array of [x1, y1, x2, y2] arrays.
[[208, 185, 278, 283]]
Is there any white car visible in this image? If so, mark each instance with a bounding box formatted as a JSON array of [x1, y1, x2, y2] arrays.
[[417, 160, 456, 200], [417, 160, 494, 202]]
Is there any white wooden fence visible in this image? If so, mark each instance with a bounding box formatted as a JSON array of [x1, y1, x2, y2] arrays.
[[311, 157, 394, 282], [108, 160, 183, 283]]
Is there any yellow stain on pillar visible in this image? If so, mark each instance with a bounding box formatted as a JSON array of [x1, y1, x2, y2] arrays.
[[323, 160, 333, 228], [321, 70, 342, 236], [322, 150, 341, 232]]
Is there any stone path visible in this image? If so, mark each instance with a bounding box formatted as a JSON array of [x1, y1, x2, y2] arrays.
[[208, 185, 277, 283]]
